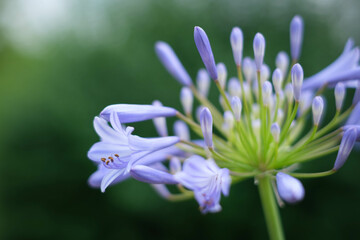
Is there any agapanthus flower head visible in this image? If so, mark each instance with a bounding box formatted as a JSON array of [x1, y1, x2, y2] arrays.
[[88, 15, 360, 228]]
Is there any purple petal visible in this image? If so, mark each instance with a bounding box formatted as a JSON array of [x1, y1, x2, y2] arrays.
[[100, 104, 177, 123], [334, 127, 358, 170], [130, 165, 178, 184]]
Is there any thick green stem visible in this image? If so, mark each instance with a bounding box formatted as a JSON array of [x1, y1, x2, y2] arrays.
[[258, 176, 285, 240]]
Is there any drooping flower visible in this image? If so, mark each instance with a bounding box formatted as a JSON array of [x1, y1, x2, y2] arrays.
[[175, 156, 231, 213]]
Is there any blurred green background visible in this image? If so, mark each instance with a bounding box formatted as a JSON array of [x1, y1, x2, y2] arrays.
[[0, 0, 359, 239]]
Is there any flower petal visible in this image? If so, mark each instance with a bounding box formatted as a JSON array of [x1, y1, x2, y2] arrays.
[[130, 165, 178, 184]]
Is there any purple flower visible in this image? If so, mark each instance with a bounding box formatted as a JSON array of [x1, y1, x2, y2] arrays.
[[175, 156, 231, 213], [346, 102, 360, 126], [333, 127, 358, 170], [100, 104, 177, 123], [200, 107, 213, 148], [276, 172, 305, 203], [130, 165, 178, 184], [155, 41, 192, 86], [230, 27, 244, 66], [194, 26, 218, 80], [290, 15, 304, 60], [291, 63, 304, 101], [334, 83, 346, 111], [253, 33, 266, 71], [87, 113, 180, 192], [302, 39, 360, 91], [312, 96, 324, 126]]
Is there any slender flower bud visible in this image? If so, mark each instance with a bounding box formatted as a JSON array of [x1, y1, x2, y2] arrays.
[[285, 83, 294, 103], [155, 41, 192, 86], [276, 172, 305, 203], [194, 26, 218, 80], [262, 81, 273, 107], [170, 157, 181, 174], [217, 63, 227, 89], [334, 82, 346, 111], [333, 128, 358, 170], [260, 64, 270, 84], [277, 109, 284, 124], [222, 111, 235, 133], [253, 33, 266, 71], [197, 69, 210, 97], [200, 107, 213, 148], [271, 123, 280, 142], [228, 77, 241, 97], [291, 63, 304, 101], [353, 81, 360, 106], [231, 96, 242, 121], [174, 120, 190, 141], [242, 57, 255, 83], [180, 87, 193, 115], [152, 100, 168, 137], [272, 68, 283, 95], [290, 15, 304, 61], [230, 27, 244, 66], [312, 96, 324, 126], [276, 51, 290, 76]]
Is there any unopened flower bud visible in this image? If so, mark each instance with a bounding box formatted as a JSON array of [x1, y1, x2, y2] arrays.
[[230, 27, 244, 66], [272, 68, 283, 95], [196, 106, 204, 123], [277, 109, 284, 124], [180, 87, 193, 115], [174, 120, 190, 141], [276, 51, 289, 76], [312, 96, 324, 126], [228, 77, 241, 97], [231, 96, 242, 121], [333, 128, 358, 170], [222, 111, 235, 133], [242, 57, 255, 83], [285, 83, 294, 103], [262, 81, 273, 107], [200, 107, 213, 148], [260, 64, 270, 84], [334, 82, 346, 111], [271, 123, 280, 142], [197, 69, 210, 97], [217, 63, 227, 89], [253, 33, 266, 71], [276, 172, 305, 203], [194, 26, 218, 80], [290, 15, 304, 61], [170, 157, 182, 174], [155, 41, 192, 86], [291, 63, 304, 101], [152, 100, 168, 137]]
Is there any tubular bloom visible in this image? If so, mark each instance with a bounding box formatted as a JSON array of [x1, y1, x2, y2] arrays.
[[87, 15, 360, 239]]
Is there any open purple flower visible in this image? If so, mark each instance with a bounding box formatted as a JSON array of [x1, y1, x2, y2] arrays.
[[87, 113, 180, 192], [175, 156, 231, 213]]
